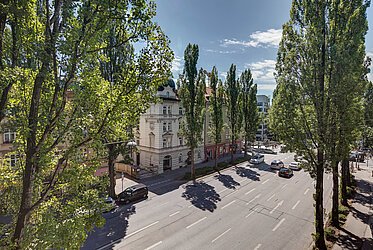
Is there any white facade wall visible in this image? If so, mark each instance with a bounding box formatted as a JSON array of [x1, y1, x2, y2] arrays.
[[256, 95, 270, 141], [136, 85, 203, 175]]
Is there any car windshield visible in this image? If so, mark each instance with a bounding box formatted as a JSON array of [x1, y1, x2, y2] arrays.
[[252, 155, 259, 159]]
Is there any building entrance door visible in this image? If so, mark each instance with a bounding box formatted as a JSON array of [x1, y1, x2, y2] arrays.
[[163, 155, 172, 171]]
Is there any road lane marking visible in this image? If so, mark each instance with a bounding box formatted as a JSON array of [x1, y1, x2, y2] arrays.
[[267, 194, 275, 201], [211, 228, 231, 243], [124, 221, 159, 239], [246, 194, 261, 205], [226, 190, 236, 198], [218, 188, 228, 194], [292, 200, 300, 210], [169, 211, 180, 217], [272, 218, 286, 231], [144, 241, 162, 250], [221, 200, 236, 209], [254, 243, 262, 250], [245, 188, 256, 195], [327, 175, 331, 180], [304, 188, 310, 195], [186, 217, 207, 229], [269, 200, 284, 214], [262, 179, 270, 185], [159, 202, 169, 206], [148, 179, 172, 187], [281, 184, 288, 189]]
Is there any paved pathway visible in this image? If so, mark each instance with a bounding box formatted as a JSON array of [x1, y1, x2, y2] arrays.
[[332, 159, 373, 250]]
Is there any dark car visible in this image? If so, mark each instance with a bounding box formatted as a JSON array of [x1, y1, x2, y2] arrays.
[[117, 184, 148, 204], [278, 167, 293, 178]]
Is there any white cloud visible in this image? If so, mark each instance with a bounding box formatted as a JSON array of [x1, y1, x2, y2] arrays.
[[171, 56, 183, 76], [367, 51, 373, 82], [220, 72, 227, 79], [256, 83, 278, 91], [246, 59, 277, 82], [205, 49, 238, 54], [222, 29, 282, 48]]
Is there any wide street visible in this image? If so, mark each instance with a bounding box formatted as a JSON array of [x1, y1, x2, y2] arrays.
[[83, 151, 334, 250]]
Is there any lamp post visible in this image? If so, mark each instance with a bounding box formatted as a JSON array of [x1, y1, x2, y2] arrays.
[[127, 140, 137, 176]]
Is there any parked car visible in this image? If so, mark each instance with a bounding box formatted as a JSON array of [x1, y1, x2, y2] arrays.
[[294, 154, 304, 162], [270, 160, 284, 170], [278, 167, 293, 178], [249, 154, 264, 164], [117, 184, 148, 204], [289, 162, 301, 171], [262, 148, 277, 154], [103, 196, 118, 212]]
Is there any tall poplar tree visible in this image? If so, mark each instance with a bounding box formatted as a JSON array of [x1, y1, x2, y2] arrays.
[[270, 1, 329, 248], [178, 44, 206, 180], [226, 64, 242, 164], [240, 69, 259, 157], [209, 66, 224, 170], [271, 0, 370, 247]]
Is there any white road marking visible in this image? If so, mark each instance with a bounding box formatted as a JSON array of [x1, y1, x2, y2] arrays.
[[148, 179, 172, 187], [292, 200, 301, 210], [169, 211, 180, 217], [304, 188, 310, 195], [218, 188, 228, 194], [226, 190, 236, 197], [267, 194, 275, 201], [245, 188, 256, 195], [254, 243, 262, 250], [188, 204, 194, 208], [159, 202, 169, 206], [124, 221, 159, 239], [281, 184, 288, 189], [262, 179, 270, 185], [144, 241, 162, 250], [186, 217, 207, 229], [221, 200, 236, 209], [270, 200, 284, 214], [246, 194, 261, 205], [245, 210, 255, 218], [272, 218, 286, 232], [327, 175, 331, 180], [211, 228, 231, 243]]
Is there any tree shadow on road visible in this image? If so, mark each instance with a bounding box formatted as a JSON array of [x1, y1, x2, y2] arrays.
[[214, 174, 241, 189], [182, 181, 221, 212], [235, 167, 260, 181], [82, 205, 136, 250]]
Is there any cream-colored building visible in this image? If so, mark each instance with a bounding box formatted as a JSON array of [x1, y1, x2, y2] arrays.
[[135, 80, 204, 175], [256, 95, 270, 141], [0, 127, 17, 166]]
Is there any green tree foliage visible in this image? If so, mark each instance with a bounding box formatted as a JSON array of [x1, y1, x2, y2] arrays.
[[225, 64, 242, 163], [0, 0, 172, 248], [324, 0, 369, 226], [240, 69, 258, 157], [178, 44, 206, 180], [208, 66, 224, 170], [271, 0, 370, 247]]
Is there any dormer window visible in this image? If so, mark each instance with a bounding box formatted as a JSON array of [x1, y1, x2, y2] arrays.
[[166, 91, 170, 98]]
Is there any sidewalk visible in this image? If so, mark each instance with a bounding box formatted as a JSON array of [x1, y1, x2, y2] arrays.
[[114, 151, 249, 195], [332, 161, 373, 250]]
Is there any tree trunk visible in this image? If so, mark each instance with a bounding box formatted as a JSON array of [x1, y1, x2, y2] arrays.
[[214, 142, 218, 172], [231, 135, 234, 164], [331, 160, 339, 227], [315, 149, 327, 250], [191, 148, 195, 181], [341, 158, 349, 206], [107, 144, 117, 198], [244, 136, 247, 158]]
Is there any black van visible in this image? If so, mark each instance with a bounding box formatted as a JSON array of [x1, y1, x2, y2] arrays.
[[117, 184, 148, 204]]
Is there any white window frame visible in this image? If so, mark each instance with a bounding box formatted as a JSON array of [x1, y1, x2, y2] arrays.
[[3, 129, 16, 143]]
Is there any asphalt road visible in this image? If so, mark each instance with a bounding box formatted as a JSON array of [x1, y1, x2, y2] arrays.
[[83, 152, 334, 250]]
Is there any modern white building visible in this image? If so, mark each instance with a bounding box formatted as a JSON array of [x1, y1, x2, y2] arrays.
[[256, 95, 270, 141], [135, 79, 204, 175]]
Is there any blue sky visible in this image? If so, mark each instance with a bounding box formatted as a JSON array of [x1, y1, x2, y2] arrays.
[[154, 0, 373, 99]]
